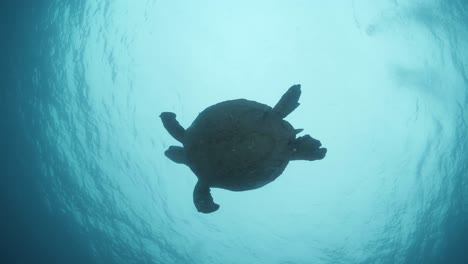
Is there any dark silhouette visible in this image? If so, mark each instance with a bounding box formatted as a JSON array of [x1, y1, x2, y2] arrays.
[[160, 84, 327, 213]]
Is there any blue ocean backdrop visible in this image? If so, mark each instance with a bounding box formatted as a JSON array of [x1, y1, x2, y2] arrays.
[[2, 0, 468, 263]]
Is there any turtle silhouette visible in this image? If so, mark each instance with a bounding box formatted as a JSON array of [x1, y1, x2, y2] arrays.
[[160, 84, 327, 213]]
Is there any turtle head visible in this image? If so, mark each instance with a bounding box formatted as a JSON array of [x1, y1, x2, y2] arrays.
[[290, 134, 327, 161]]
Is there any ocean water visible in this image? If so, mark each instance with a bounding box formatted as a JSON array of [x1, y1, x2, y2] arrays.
[[2, 0, 468, 263]]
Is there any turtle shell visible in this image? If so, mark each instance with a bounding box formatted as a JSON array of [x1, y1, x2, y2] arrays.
[[183, 99, 296, 191]]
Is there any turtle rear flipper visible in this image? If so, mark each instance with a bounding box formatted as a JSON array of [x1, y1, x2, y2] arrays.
[[165, 146, 187, 164], [272, 84, 301, 119], [160, 112, 185, 143], [193, 181, 220, 214], [290, 134, 327, 161]]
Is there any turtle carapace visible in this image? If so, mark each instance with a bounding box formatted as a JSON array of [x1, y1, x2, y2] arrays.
[[160, 84, 327, 213]]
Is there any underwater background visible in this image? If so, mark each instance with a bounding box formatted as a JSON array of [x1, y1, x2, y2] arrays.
[[2, 0, 468, 263]]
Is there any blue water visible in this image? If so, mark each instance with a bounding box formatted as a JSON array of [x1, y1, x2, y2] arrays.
[[2, 1, 468, 263]]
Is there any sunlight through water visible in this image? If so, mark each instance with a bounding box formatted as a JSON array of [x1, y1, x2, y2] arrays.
[[10, 0, 468, 263]]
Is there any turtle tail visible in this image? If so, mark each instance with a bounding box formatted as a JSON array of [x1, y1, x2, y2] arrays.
[[272, 84, 301, 119]]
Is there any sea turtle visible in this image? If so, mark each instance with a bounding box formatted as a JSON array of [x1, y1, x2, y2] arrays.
[[160, 84, 327, 213]]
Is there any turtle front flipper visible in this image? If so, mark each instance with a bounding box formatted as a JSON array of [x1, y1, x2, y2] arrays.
[[160, 112, 185, 143], [193, 181, 220, 213], [165, 146, 187, 164], [290, 134, 327, 161], [272, 84, 301, 119]]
